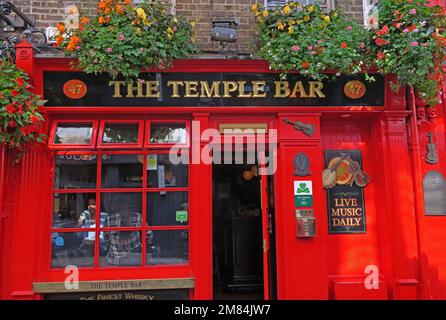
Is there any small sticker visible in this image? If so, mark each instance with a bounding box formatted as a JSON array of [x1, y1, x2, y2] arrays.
[[176, 210, 188, 223], [55, 236, 64, 247], [294, 181, 313, 207], [147, 154, 157, 171]]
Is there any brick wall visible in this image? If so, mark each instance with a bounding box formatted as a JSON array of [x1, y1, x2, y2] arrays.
[[5, 0, 364, 54]]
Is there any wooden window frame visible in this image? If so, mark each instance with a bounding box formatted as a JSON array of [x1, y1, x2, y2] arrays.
[[97, 120, 145, 149], [48, 120, 99, 150]]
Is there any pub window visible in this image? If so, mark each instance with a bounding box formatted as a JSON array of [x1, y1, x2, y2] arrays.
[[147, 121, 188, 145], [49, 121, 98, 149], [98, 120, 144, 148], [50, 120, 190, 269], [265, 0, 335, 11]]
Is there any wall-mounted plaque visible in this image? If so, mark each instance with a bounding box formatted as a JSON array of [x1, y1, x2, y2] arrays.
[[325, 150, 366, 233], [423, 170, 446, 215]]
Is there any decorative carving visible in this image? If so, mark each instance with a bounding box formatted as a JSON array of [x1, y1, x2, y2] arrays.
[[284, 118, 315, 137], [426, 132, 439, 165], [17, 49, 30, 60], [294, 153, 311, 177]]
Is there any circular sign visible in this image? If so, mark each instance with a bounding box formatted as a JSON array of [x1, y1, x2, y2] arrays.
[[63, 79, 88, 99], [344, 80, 366, 99]]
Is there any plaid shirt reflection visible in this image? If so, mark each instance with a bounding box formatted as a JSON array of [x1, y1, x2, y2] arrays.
[[105, 213, 141, 265]]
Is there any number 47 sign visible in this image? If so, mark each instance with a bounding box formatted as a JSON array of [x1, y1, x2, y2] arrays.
[[294, 180, 313, 207], [63, 79, 88, 99]]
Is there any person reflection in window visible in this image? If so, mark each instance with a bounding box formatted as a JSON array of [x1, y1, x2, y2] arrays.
[[78, 198, 96, 227], [77, 200, 105, 256], [106, 196, 142, 265]]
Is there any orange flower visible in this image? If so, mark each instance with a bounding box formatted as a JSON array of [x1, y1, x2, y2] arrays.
[[80, 17, 90, 25], [98, 16, 106, 24], [302, 61, 309, 69], [70, 36, 80, 45], [341, 42, 348, 48], [116, 4, 124, 14], [104, 7, 111, 14], [98, 1, 107, 10], [56, 22, 65, 34], [124, 0, 131, 5], [56, 36, 64, 44]]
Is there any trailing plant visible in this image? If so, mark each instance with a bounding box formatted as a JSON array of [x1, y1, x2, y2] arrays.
[[253, 2, 371, 80], [56, 0, 195, 79], [0, 58, 46, 151], [369, 0, 446, 107]]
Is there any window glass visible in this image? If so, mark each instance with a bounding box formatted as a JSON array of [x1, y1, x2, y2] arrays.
[[102, 123, 139, 144], [147, 192, 188, 226], [52, 193, 97, 229], [150, 123, 187, 144], [147, 154, 188, 188], [51, 232, 94, 268], [146, 230, 188, 266], [101, 155, 143, 188], [54, 155, 97, 189], [54, 123, 93, 145], [99, 231, 142, 267], [100, 192, 142, 227]]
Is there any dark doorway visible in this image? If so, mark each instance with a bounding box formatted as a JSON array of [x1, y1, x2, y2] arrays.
[[212, 162, 264, 300]]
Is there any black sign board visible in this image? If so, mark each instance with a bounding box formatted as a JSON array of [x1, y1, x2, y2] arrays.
[[44, 289, 189, 300], [325, 150, 366, 234], [43, 71, 385, 107]]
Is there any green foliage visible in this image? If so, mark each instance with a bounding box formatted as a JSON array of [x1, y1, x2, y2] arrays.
[[0, 59, 46, 150], [57, 0, 195, 79], [369, 0, 446, 106], [253, 2, 371, 80]]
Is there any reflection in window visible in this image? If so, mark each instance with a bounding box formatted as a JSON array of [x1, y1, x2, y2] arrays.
[[100, 231, 142, 267], [147, 192, 188, 226], [55, 155, 97, 189], [52, 193, 96, 229], [102, 123, 139, 144], [147, 154, 188, 188], [150, 123, 187, 144], [51, 232, 94, 268], [101, 192, 142, 227], [101, 155, 143, 188], [146, 230, 188, 266], [54, 123, 93, 144]]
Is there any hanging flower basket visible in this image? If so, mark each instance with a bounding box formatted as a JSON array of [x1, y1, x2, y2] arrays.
[[369, 0, 446, 107], [0, 58, 46, 152], [252, 2, 371, 80], [56, 0, 195, 79]]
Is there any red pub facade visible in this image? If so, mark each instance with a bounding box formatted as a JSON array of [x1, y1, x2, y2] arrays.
[[0, 39, 446, 300]]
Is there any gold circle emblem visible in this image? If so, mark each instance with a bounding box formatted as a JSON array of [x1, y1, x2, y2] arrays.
[[344, 80, 366, 99]]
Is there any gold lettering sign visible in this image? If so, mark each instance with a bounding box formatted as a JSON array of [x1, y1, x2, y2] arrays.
[[108, 80, 326, 99]]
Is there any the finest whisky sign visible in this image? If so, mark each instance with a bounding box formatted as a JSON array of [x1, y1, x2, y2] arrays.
[[43, 72, 385, 107], [325, 150, 366, 234]]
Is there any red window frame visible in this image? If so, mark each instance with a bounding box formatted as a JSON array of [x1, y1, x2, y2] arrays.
[[145, 120, 190, 148], [49, 120, 191, 271], [48, 120, 99, 150], [97, 120, 145, 149]]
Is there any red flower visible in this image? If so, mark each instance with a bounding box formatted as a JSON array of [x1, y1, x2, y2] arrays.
[[376, 25, 389, 36], [30, 114, 40, 125], [8, 120, 17, 128], [11, 90, 19, 97], [5, 104, 15, 114], [375, 38, 390, 46], [377, 52, 386, 60], [15, 77, 24, 87], [301, 61, 309, 69], [341, 42, 348, 48]]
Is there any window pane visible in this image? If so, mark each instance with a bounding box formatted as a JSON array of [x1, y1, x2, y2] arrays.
[[146, 230, 188, 266], [53, 193, 97, 229], [147, 192, 188, 226], [54, 123, 93, 145], [150, 123, 186, 144], [99, 231, 142, 267], [147, 154, 188, 188], [101, 155, 143, 188], [51, 232, 94, 268], [102, 123, 139, 144], [101, 192, 142, 227], [55, 155, 97, 189]]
